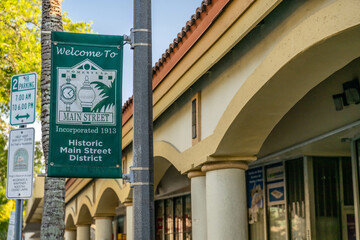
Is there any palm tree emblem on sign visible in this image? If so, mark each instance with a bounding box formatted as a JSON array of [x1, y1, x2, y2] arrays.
[[91, 80, 115, 112]]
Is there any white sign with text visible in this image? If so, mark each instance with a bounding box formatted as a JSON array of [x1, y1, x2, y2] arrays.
[[10, 73, 37, 126], [6, 128, 35, 199]]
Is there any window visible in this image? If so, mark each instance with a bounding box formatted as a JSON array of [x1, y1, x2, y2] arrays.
[[155, 195, 192, 240], [191, 92, 201, 145], [122, 156, 127, 185], [286, 158, 305, 240], [117, 215, 126, 240], [192, 99, 196, 139], [342, 157, 354, 206], [266, 162, 286, 240], [247, 167, 265, 240], [313, 157, 341, 240], [357, 140, 360, 198]]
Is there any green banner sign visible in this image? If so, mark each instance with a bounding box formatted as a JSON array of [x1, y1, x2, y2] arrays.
[[48, 32, 123, 178]]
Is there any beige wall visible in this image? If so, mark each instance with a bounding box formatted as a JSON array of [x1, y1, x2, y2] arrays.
[[153, 0, 355, 156], [59, 0, 360, 229], [153, 100, 192, 152]]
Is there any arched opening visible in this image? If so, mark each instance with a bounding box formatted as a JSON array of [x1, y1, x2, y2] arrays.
[[154, 158, 191, 240], [65, 214, 76, 230], [155, 164, 190, 198], [95, 188, 120, 217], [76, 204, 92, 225]]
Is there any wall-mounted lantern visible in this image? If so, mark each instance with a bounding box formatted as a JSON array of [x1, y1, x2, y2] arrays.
[[332, 78, 360, 111]]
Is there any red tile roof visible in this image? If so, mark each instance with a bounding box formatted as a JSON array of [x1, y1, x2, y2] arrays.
[[152, 0, 212, 74]]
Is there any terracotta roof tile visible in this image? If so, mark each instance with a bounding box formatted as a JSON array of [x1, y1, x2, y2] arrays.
[[122, 97, 133, 113], [151, 0, 212, 74], [122, 0, 226, 126]]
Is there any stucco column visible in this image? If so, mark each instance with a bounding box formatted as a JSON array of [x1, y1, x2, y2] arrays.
[[94, 216, 113, 240], [64, 229, 76, 240], [124, 201, 133, 240], [76, 224, 90, 240], [187, 170, 207, 240], [112, 219, 117, 240], [202, 162, 248, 240]]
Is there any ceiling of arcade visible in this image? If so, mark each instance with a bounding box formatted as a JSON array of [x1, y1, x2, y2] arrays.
[[258, 57, 360, 159], [213, 22, 360, 160]]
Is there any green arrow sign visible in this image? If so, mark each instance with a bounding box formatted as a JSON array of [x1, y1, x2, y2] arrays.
[[15, 113, 30, 120], [48, 32, 123, 178]]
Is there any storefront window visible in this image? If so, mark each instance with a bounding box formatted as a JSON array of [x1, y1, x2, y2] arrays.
[[313, 157, 341, 240], [175, 198, 183, 240], [268, 205, 286, 239], [286, 158, 305, 240], [156, 201, 165, 240], [165, 199, 174, 240], [184, 196, 192, 239], [155, 195, 192, 240], [342, 157, 354, 206], [247, 155, 357, 240], [266, 163, 286, 240], [357, 140, 360, 196], [117, 215, 126, 240]]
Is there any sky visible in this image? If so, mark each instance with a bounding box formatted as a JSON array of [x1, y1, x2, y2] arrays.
[[62, 0, 202, 104]]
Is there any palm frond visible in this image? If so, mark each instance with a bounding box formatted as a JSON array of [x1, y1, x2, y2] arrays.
[[91, 80, 115, 112]]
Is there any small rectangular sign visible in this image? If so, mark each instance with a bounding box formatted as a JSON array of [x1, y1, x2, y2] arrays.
[[266, 162, 285, 206], [48, 32, 123, 178], [10, 73, 37, 125], [6, 128, 35, 199]]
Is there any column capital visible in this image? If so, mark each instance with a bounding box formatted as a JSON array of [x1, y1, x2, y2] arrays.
[[65, 227, 76, 231], [76, 223, 91, 227], [93, 216, 114, 220], [123, 196, 133, 206], [201, 161, 248, 173], [123, 200, 133, 207], [187, 170, 205, 179]]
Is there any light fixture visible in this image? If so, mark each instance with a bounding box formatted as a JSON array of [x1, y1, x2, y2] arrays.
[[332, 78, 360, 111], [332, 93, 347, 111], [343, 78, 360, 104]]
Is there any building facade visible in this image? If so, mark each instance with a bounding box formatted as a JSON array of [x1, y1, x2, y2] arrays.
[[25, 0, 360, 239]]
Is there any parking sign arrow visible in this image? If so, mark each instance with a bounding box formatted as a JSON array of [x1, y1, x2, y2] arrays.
[[15, 113, 30, 120]]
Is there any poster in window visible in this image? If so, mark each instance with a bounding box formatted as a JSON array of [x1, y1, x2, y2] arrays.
[[266, 162, 285, 206], [247, 167, 264, 224]]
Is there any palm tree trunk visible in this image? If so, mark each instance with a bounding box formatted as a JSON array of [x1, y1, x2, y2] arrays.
[[40, 0, 65, 239]]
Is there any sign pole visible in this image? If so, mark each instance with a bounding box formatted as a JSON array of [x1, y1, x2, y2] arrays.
[[133, 0, 154, 239], [14, 199, 23, 240], [8, 73, 36, 239], [14, 124, 25, 240]]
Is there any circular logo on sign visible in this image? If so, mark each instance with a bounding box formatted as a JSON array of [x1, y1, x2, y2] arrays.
[[13, 148, 28, 172]]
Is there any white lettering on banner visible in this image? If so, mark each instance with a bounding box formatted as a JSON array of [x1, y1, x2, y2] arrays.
[[56, 47, 119, 58], [69, 155, 103, 161], [59, 139, 113, 162]]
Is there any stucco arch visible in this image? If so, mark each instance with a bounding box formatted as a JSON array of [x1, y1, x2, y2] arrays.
[[65, 212, 76, 230], [213, 0, 360, 157], [76, 204, 93, 225], [154, 141, 182, 169], [94, 186, 120, 217], [94, 179, 130, 206], [154, 141, 187, 190]]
